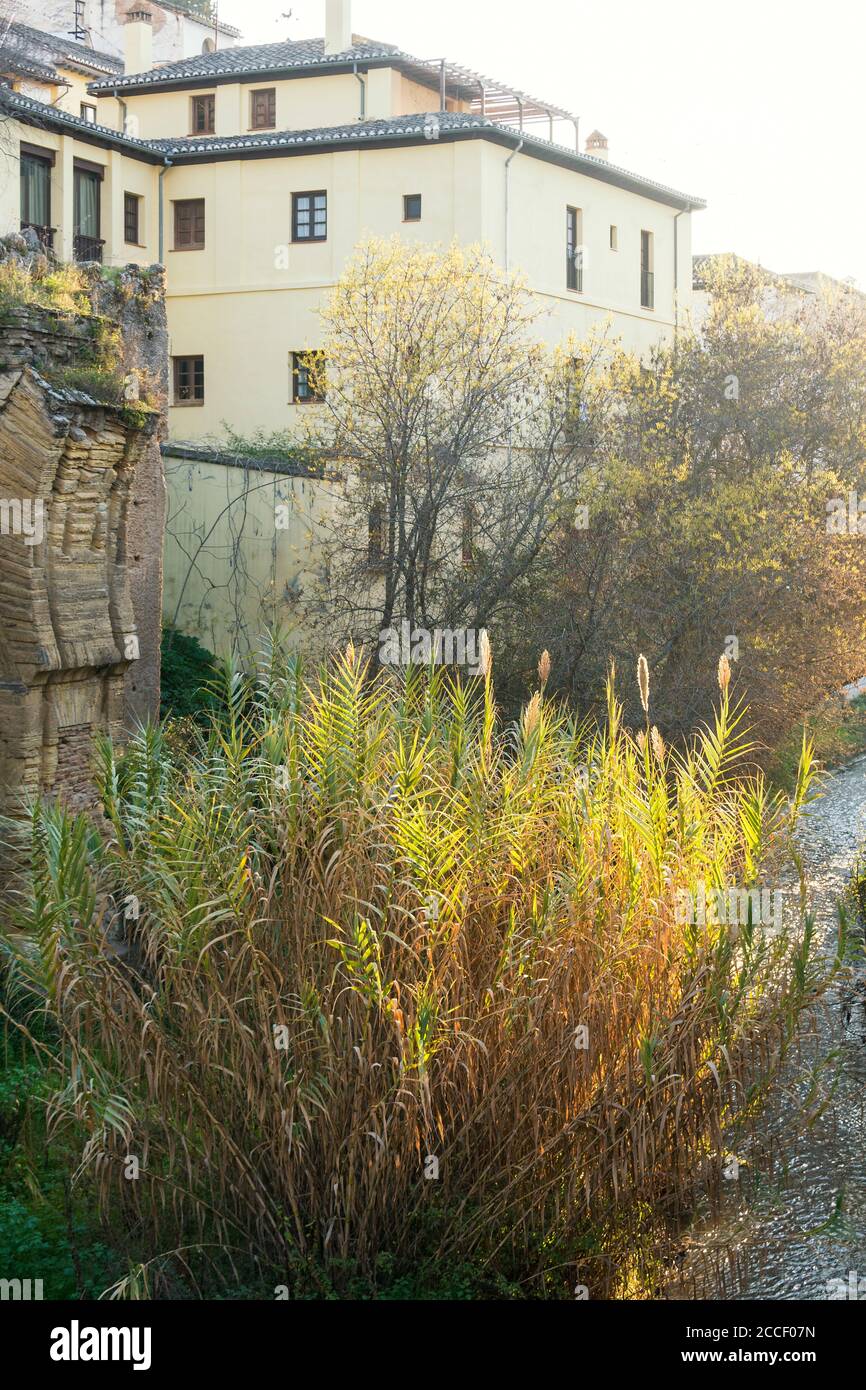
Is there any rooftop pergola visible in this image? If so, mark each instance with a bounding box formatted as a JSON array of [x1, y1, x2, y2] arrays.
[[398, 55, 581, 149]]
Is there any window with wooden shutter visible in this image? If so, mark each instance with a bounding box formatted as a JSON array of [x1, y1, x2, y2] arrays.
[[173, 356, 205, 405], [173, 199, 206, 250], [191, 94, 215, 134], [292, 191, 327, 242], [124, 192, 141, 245], [250, 88, 276, 130]]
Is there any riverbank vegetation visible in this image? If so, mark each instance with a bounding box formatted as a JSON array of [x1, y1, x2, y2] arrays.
[[0, 646, 830, 1298]]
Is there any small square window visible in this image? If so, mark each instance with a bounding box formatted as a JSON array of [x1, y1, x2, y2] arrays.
[[291, 351, 325, 403], [124, 192, 141, 245], [403, 194, 422, 222], [80, 103, 97, 124], [173, 355, 204, 405], [610, 224, 618, 251], [292, 191, 327, 242]]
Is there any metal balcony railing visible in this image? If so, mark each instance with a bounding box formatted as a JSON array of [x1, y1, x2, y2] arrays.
[[21, 222, 55, 251], [641, 268, 655, 309], [73, 234, 105, 264]]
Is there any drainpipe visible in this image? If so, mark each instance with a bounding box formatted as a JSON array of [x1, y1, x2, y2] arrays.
[[158, 157, 172, 263], [112, 83, 128, 137], [504, 135, 524, 271], [673, 202, 692, 338], [353, 58, 366, 120]]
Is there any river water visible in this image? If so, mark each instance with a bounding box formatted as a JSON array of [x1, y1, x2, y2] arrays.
[[671, 755, 866, 1301]]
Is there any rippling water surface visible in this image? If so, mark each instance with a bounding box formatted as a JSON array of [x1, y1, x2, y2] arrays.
[[673, 756, 866, 1300]]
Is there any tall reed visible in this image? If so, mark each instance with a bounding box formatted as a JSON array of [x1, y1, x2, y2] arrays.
[[1, 645, 824, 1298]]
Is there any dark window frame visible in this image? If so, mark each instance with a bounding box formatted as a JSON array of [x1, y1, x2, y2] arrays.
[[173, 198, 206, 251], [20, 146, 53, 237], [80, 102, 97, 124], [566, 206, 583, 293], [292, 190, 327, 243], [640, 229, 654, 309], [190, 93, 216, 135], [291, 351, 325, 404], [403, 193, 422, 222], [172, 355, 205, 406], [72, 162, 104, 261], [250, 87, 276, 130], [124, 191, 142, 245], [368, 503, 385, 567]]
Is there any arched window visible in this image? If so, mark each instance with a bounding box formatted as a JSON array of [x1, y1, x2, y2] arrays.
[[202, 38, 216, 54]]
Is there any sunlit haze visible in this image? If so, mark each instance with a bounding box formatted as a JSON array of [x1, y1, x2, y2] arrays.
[[218, 0, 865, 288]]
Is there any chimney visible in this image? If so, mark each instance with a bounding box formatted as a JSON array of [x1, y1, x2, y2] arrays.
[[124, 9, 154, 76], [584, 130, 610, 162], [325, 0, 352, 56]]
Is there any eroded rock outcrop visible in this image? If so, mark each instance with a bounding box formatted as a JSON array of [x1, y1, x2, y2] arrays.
[[0, 366, 158, 815], [0, 256, 167, 875]]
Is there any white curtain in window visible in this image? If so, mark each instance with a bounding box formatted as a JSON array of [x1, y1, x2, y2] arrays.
[[74, 170, 100, 238]]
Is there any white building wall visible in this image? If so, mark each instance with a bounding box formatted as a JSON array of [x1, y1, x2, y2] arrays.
[[5, 0, 240, 65]]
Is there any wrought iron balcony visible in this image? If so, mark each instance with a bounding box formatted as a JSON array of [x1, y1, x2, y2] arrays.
[[73, 234, 105, 264]]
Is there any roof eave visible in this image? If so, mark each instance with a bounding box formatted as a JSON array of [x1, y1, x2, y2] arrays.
[[88, 54, 402, 96], [156, 122, 704, 211]]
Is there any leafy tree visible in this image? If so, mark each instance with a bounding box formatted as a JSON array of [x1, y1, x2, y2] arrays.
[[301, 238, 594, 658], [517, 257, 866, 745]]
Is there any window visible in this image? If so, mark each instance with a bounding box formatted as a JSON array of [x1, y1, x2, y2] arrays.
[[640, 230, 654, 308], [462, 504, 476, 567], [609, 224, 618, 251], [80, 102, 97, 124], [124, 192, 142, 245], [173, 198, 205, 250], [291, 351, 324, 403], [173, 355, 204, 405], [292, 191, 327, 242], [403, 193, 422, 222], [20, 144, 53, 246], [191, 94, 215, 135], [566, 206, 583, 292], [73, 161, 103, 262], [368, 504, 384, 566], [250, 87, 276, 130]]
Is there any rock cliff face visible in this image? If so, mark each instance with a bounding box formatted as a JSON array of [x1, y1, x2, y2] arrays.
[[0, 252, 167, 871]]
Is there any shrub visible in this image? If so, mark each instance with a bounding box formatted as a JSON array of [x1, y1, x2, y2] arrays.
[[160, 627, 218, 721], [1, 645, 827, 1299]]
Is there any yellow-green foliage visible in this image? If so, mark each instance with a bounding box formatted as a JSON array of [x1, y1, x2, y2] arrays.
[[0, 258, 91, 316], [2, 644, 825, 1298]]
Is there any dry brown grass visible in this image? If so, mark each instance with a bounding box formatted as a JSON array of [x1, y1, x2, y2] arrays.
[[1, 645, 825, 1299]]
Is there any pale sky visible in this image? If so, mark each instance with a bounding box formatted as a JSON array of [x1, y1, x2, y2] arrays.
[[217, 0, 866, 288]]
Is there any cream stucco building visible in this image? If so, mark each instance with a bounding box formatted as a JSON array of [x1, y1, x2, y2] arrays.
[[0, 0, 705, 657]]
